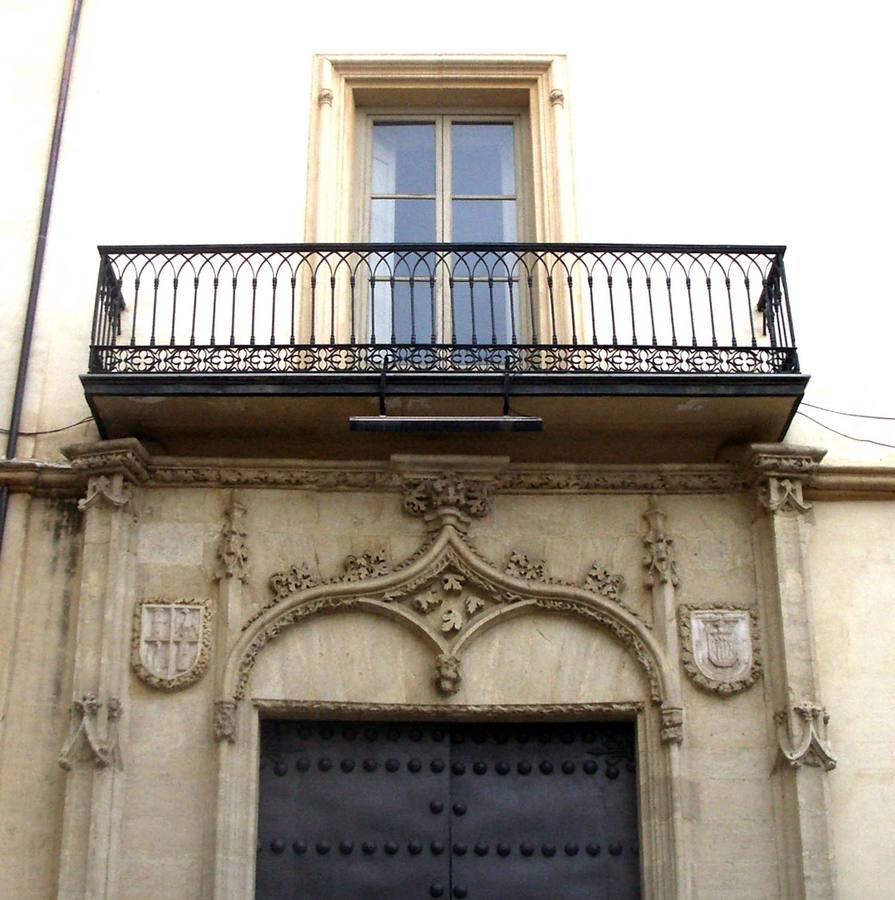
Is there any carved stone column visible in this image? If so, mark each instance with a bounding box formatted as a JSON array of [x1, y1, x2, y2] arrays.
[[57, 440, 149, 899], [748, 443, 836, 899]]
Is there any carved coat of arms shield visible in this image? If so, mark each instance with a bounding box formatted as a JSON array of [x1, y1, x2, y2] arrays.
[[679, 604, 761, 694], [131, 598, 212, 690]]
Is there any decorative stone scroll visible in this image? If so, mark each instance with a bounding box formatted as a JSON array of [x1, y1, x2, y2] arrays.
[[215, 500, 249, 582], [775, 702, 837, 771], [678, 604, 761, 695], [131, 598, 212, 691], [59, 693, 123, 770]]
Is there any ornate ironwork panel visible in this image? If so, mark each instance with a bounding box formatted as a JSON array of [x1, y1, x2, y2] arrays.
[[256, 719, 640, 899], [88, 243, 799, 379]]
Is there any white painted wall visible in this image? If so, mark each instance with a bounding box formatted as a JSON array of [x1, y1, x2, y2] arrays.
[[3, 0, 894, 462]]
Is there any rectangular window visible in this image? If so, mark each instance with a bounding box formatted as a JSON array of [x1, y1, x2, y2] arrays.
[[360, 114, 526, 345]]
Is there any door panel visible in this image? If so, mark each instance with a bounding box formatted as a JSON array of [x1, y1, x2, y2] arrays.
[[256, 720, 640, 900]]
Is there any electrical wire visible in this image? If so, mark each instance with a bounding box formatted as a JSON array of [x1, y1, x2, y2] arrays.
[[794, 411, 895, 451], [0, 415, 94, 437], [801, 401, 895, 422]]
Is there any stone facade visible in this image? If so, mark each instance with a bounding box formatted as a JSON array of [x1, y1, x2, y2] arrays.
[[3, 440, 889, 897], [3, 5, 895, 899]]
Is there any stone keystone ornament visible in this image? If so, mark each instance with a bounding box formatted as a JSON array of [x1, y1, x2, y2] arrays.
[[678, 604, 761, 694], [131, 598, 212, 691]]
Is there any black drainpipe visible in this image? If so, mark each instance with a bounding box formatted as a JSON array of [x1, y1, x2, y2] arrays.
[[0, 0, 84, 558]]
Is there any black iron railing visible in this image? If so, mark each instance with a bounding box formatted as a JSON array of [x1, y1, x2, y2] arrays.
[[89, 244, 798, 377]]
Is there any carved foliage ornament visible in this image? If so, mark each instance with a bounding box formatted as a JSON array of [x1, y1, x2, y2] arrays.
[[402, 473, 493, 530], [679, 604, 761, 695], [131, 598, 212, 691]]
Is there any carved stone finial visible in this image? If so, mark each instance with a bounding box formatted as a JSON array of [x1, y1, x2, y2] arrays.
[[746, 444, 826, 515], [775, 701, 837, 771], [59, 693, 123, 771], [642, 496, 679, 587], [214, 700, 238, 743], [549, 88, 565, 107], [660, 705, 684, 744], [78, 475, 133, 512], [318, 87, 334, 106], [435, 654, 461, 696], [402, 473, 493, 532], [215, 500, 249, 582]]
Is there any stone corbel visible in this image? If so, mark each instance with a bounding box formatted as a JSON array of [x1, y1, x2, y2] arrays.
[[775, 701, 837, 772], [59, 693, 123, 771], [745, 443, 827, 515]]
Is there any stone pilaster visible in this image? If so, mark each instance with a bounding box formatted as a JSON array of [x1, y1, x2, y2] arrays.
[[641, 496, 690, 898], [57, 440, 149, 899], [748, 443, 836, 899]]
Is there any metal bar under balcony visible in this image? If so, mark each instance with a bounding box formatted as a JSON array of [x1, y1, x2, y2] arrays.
[[81, 243, 808, 462]]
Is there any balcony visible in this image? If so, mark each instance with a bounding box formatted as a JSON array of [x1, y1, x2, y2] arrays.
[[81, 243, 807, 462]]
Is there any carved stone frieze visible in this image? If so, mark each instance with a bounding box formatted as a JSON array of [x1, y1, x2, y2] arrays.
[[214, 700, 238, 743], [131, 598, 212, 691], [775, 702, 837, 771], [78, 475, 133, 512], [642, 496, 679, 587], [215, 500, 249, 582], [495, 467, 749, 494], [144, 459, 750, 494], [679, 604, 761, 695], [659, 706, 684, 744], [59, 693, 123, 770]]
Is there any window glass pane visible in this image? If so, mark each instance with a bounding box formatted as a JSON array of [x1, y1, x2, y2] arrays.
[[452, 124, 515, 196], [371, 199, 436, 243], [372, 124, 436, 195], [452, 199, 517, 242]]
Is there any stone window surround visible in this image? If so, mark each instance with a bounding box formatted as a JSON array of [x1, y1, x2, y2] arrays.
[[304, 54, 578, 244]]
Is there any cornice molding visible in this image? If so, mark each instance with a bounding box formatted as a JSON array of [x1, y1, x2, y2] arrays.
[[5, 444, 895, 500]]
